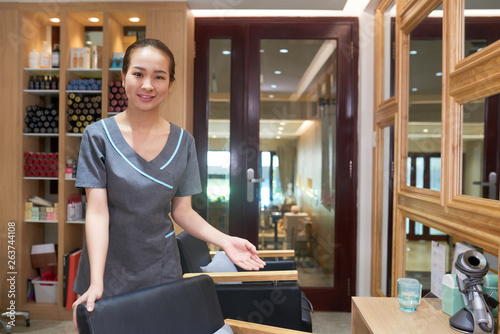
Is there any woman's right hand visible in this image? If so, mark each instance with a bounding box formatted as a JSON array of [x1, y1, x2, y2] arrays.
[[72, 285, 103, 332]]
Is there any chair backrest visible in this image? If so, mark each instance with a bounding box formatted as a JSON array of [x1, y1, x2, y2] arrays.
[[76, 275, 225, 334], [176, 231, 212, 273]]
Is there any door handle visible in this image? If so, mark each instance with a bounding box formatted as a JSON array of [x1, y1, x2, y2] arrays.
[[247, 168, 264, 202], [473, 171, 497, 200]]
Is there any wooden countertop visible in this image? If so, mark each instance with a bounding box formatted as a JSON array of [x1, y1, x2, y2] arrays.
[[351, 297, 458, 334]]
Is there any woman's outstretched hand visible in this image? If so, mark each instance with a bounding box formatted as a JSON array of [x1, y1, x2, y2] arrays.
[[72, 285, 103, 332], [221, 236, 266, 271]]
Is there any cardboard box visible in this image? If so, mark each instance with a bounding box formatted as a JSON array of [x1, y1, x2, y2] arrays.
[[31, 243, 57, 269], [70, 47, 90, 69]]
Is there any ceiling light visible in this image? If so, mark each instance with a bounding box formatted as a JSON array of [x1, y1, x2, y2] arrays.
[[276, 136, 281, 139], [435, 72, 443, 77], [268, 94, 274, 98], [222, 50, 231, 55], [279, 49, 289, 54], [88, 17, 100, 23], [280, 122, 286, 126], [278, 127, 284, 131], [212, 135, 217, 138], [86, 41, 93, 45], [410, 50, 417, 55], [271, 84, 277, 89], [129, 17, 140, 23], [278, 131, 283, 135], [411, 88, 418, 92], [260, 49, 265, 53], [49, 17, 60, 23], [274, 70, 282, 75], [423, 129, 429, 133]]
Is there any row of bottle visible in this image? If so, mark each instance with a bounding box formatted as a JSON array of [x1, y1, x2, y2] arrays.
[[67, 93, 102, 133], [28, 75, 59, 90], [23, 151, 59, 178], [108, 80, 128, 113], [67, 193, 85, 222], [24, 105, 59, 134]]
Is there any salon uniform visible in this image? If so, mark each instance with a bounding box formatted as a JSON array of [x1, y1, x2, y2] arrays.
[[73, 116, 201, 298]]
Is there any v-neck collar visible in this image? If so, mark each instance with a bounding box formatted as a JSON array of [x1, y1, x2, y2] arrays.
[[105, 116, 179, 168]]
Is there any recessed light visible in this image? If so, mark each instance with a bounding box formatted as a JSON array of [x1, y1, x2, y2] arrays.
[[212, 135, 217, 138], [49, 17, 60, 23], [271, 84, 277, 89], [278, 127, 284, 131], [410, 50, 417, 55], [86, 41, 93, 45], [222, 50, 231, 55], [423, 129, 429, 133], [129, 17, 140, 23], [435, 72, 443, 77], [276, 136, 281, 139], [279, 49, 289, 54], [280, 122, 286, 126], [278, 131, 283, 135], [274, 70, 282, 75], [260, 49, 265, 53], [411, 88, 418, 92], [268, 94, 274, 99], [88, 17, 100, 23]]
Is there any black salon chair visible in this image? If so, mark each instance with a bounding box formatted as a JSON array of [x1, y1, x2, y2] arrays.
[[76, 275, 309, 334], [176, 232, 313, 332]]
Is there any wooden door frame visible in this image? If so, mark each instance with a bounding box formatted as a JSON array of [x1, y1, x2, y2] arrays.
[[193, 17, 358, 311]]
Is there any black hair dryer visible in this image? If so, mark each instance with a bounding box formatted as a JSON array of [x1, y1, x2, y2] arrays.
[[450, 250, 498, 334]]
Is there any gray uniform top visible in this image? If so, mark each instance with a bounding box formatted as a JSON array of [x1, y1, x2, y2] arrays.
[[73, 116, 201, 298]]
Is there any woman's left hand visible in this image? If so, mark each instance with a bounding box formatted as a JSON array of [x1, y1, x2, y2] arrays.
[[222, 236, 266, 271]]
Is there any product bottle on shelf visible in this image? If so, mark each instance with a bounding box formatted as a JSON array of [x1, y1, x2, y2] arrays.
[[52, 44, 60, 68]]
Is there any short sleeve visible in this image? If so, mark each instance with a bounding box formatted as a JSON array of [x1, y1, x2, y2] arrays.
[[75, 123, 107, 188], [175, 135, 202, 197]]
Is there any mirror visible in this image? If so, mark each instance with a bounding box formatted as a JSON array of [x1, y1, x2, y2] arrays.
[[405, 222, 498, 296], [383, 0, 396, 100], [464, 0, 500, 59], [461, 93, 500, 200], [407, 4, 442, 190]]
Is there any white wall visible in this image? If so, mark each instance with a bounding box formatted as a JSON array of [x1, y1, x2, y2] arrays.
[[356, 9, 375, 297]]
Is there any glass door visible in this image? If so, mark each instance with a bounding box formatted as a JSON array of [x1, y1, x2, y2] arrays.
[[194, 19, 358, 311]]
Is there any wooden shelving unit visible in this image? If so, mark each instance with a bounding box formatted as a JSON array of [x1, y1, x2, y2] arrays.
[[0, 2, 194, 320]]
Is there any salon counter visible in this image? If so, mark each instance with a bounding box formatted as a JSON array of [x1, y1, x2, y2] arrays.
[[351, 297, 457, 333]]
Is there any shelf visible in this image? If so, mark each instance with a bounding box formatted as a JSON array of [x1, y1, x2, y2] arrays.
[[66, 220, 85, 224], [23, 177, 58, 180], [23, 133, 59, 137], [66, 133, 83, 137], [25, 220, 58, 224], [66, 90, 101, 94], [24, 89, 59, 96], [67, 68, 102, 78], [65, 177, 76, 181], [24, 68, 60, 75]]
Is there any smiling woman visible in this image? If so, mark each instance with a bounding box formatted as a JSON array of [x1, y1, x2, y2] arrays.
[[71, 38, 265, 331]]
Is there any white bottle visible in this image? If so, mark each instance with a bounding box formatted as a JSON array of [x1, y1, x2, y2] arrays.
[[39, 41, 51, 68], [29, 50, 39, 68]]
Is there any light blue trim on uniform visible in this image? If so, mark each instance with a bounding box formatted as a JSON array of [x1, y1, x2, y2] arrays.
[[165, 231, 175, 239], [160, 128, 184, 170], [101, 121, 174, 189]]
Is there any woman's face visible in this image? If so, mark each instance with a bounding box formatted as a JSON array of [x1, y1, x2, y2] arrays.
[[122, 47, 172, 112]]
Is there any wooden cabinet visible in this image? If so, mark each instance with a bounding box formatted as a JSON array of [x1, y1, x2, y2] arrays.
[[0, 2, 194, 320]]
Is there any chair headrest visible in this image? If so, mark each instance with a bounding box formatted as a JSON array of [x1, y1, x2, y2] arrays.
[[176, 232, 212, 273]]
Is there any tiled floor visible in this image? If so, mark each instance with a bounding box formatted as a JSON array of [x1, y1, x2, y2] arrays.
[[2, 311, 350, 333]]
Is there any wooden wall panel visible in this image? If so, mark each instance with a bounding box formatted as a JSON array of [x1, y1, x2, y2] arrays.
[[0, 6, 21, 311]]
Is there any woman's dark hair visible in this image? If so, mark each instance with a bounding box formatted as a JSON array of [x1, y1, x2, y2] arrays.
[[122, 38, 176, 83]]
